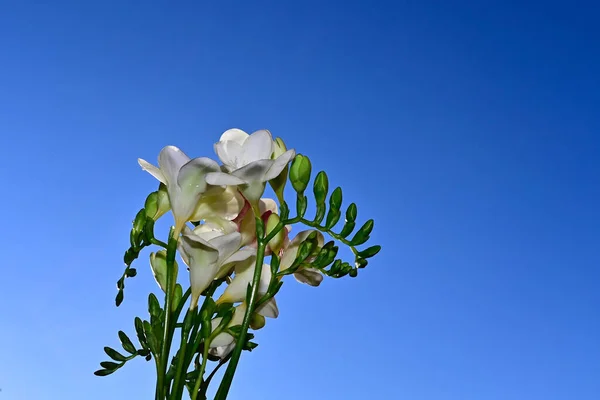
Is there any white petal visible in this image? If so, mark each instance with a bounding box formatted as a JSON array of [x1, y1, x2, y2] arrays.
[[232, 160, 274, 183], [179, 229, 220, 308], [279, 230, 323, 271], [138, 159, 166, 183], [241, 130, 274, 165], [210, 232, 242, 262], [190, 186, 244, 222], [205, 171, 246, 186], [218, 262, 270, 304], [259, 198, 279, 215], [177, 157, 220, 191], [220, 128, 249, 145], [263, 149, 296, 181], [215, 140, 244, 170], [294, 268, 323, 286], [208, 342, 235, 359], [158, 146, 190, 186], [256, 297, 279, 318]]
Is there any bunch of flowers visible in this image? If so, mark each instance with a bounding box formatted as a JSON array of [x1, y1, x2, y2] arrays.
[[95, 129, 380, 400]]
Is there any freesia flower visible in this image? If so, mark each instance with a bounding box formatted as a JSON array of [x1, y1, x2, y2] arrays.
[[208, 301, 276, 359], [216, 260, 279, 318], [205, 129, 295, 202], [178, 226, 255, 309], [236, 197, 280, 247], [279, 230, 325, 287], [138, 146, 221, 235]]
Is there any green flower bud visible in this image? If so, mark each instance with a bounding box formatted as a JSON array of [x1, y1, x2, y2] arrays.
[[250, 313, 266, 330], [289, 154, 312, 193], [313, 171, 329, 205], [149, 250, 178, 293], [266, 213, 284, 253], [269, 138, 289, 203]]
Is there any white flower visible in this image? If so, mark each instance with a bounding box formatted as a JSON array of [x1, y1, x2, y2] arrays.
[[237, 197, 280, 247], [208, 301, 277, 358], [279, 230, 325, 287], [178, 226, 255, 308], [216, 261, 279, 318], [138, 146, 221, 235], [205, 129, 295, 202]]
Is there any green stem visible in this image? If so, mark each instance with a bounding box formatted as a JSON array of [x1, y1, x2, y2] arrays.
[[199, 359, 228, 399], [170, 310, 193, 400], [285, 217, 358, 255], [191, 346, 210, 400], [214, 221, 267, 400], [156, 228, 178, 400]]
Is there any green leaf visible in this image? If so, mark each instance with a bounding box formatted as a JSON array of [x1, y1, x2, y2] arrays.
[[313, 171, 329, 205], [125, 268, 137, 277], [104, 347, 127, 362], [350, 219, 374, 246], [289, 154, 312, 193], [357, 245, 381, 259], [348, 269, 358, 277], [118, 331, 137, 354]]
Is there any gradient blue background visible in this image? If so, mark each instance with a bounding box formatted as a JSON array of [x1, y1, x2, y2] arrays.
[[1, 1, 599, 399]]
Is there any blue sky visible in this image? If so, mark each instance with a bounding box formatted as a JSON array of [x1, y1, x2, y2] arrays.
[[1, 1, 599, 399]]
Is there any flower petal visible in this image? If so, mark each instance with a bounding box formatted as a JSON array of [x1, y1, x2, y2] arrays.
[[177, 157, 220, 191], [215, 140, 244, 171], [263, 149, 296, 181], [210, 232, 242, 261], [259, 198, 279, 215], [217, 262, 270, 304], [179, 228, 220, 308], [205, 171, 246, 186], [241, 130, 274, 165], [256, 297, 279, 318], [232, 159, 274, 183], [158, 146, 191, 186], [190, 186, 244, 222], [138, 159, 166, 183], [294, 268, 323, 287], [220, 128, 249, 145], [279, 230, 324, 271]]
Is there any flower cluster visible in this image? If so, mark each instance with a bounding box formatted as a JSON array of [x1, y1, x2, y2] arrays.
[[140, 129, 323, 357], [98, 127, 380, 400]]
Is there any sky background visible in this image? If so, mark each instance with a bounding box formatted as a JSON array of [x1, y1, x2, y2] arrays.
[[1, 1, 599, 399]]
